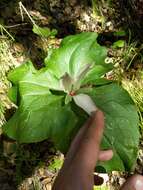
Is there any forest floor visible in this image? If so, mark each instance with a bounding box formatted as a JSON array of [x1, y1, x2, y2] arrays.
[[0, 0, 143, 190]]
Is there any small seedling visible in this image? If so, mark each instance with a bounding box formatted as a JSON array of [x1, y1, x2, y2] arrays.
[[19, 1, 57, 38]]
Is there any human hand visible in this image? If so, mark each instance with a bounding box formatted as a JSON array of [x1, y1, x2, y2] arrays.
[[52, 110, 143, 190]]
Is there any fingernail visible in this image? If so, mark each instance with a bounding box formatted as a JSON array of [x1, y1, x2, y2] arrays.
[[135, 179, 143, 190]]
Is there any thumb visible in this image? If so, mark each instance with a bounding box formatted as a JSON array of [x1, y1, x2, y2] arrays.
[[72, 110, 105, 172]]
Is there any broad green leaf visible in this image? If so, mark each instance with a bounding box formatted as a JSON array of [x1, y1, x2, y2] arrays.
[[3, 94, 78, 152], [19, 67, 63, 94], [8, 60, 36, 85], [45, 32, 111, 83], [8, 61, 63, 96], [81, 64, 113, 85], [80, 83, 139, 172], [87, 78, 113, 86]]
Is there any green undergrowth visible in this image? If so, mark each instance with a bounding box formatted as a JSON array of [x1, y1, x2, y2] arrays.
[[111, 38, 143, 131], [122, 77, 143, 130], [0, 39, 17, 128], [94, 186, 109, 190], [108, 32, 143, 132]]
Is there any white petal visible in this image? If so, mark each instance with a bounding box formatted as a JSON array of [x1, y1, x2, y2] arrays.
[[73, 93, 97, 115]]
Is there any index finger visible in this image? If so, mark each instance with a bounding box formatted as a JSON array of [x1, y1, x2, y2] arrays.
[[72, 110, 105, 172]]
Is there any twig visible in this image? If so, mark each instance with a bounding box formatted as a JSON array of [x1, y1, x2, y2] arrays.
[[5, 23, 28, 28], [0, 24, 15, 41], [19, 1, 36, 25]]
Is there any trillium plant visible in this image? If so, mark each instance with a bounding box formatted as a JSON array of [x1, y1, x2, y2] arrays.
[[3, 32, 139, 172]]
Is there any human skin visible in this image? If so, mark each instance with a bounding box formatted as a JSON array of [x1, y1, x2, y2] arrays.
[[52, 110, 143, 190]]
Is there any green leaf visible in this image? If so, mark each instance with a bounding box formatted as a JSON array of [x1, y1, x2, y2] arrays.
[[80, 83, 139, 172], [50, 29, 58, 36], [81, 64, 113, 85], [8, 60, 36, 85], [3, 93, 78, 152], [48, 158, 63, 172], [32, 25, 57, 38], [113, 40, 125, 48], [8, 86, 17, 104], [45, 32, 111, 83], [65, 94, 72, 104], [8, 61, 63, 94]]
